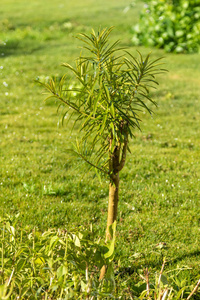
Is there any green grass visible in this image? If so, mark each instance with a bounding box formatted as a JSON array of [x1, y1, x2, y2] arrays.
[[0, 0, 200, 293]]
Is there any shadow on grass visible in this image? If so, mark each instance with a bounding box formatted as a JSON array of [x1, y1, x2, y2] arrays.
[[116, 250, 200, 278], [171, 250, 200, 265], [0, 40, 45, 57]]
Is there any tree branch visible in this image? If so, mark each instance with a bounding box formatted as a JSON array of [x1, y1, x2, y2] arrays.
[[117, 139, 128, 172], [72, 150, 109, 176]]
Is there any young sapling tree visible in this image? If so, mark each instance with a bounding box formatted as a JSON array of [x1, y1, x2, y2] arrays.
[[39, 27, 166, 276]]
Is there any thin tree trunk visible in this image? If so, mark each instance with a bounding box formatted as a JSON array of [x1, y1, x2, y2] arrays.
[[99, 137, 127, 280], [106, 173, 119, 240], [99, 175, 119, 281]]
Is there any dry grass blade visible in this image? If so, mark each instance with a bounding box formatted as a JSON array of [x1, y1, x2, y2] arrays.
[[158, 258, 166, 287], [145, 267, 150, 297], [186, 278, 200, 300]]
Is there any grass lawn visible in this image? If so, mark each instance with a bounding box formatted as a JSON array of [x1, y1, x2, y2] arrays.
[[0, 0, 200, 292]]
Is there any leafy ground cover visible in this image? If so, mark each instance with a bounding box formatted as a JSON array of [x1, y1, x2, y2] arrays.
[[132, 0, 200, 53], [0, 215, 199, 299], [0, 0, 200, 297]]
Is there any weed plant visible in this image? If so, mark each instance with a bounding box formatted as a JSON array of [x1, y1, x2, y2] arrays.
[[132, 0, 200, 53], [0, 215, 199, 299]]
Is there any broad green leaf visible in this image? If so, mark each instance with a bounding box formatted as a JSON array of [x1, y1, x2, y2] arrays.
[[104, 221, 116, 259], [80, 280, 87, 292], [105, 263, 115, 286], [174, 287, 187, 299], [160, 274, 168, 286], [49, 235, 59, 248], [104, 239, 115, 259], [71, 234, 81, 247], [57, 265, 68, 279], [35, 256, 45, 265], [16, 258, 26, 272]]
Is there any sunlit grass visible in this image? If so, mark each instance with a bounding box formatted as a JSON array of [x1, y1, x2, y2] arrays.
[[0, 0, 200, 291]]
